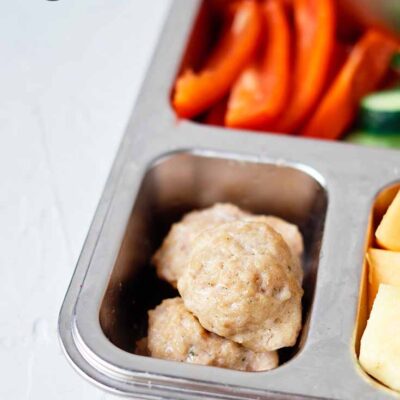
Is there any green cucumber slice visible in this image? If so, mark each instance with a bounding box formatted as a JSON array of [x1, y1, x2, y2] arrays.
[[345, 130, 400, 148], [359, 90, 400, 134], [391, 52, 400, 70]]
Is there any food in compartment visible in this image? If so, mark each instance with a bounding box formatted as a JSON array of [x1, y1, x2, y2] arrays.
[[246, 215, 304, 261], [173, 0, 262, 119], [225, 0, 291, 129], [143, 203, 304, 370], [367, 249, 400, 310], [345, 131, 400, 149], [376, 190, 400, 251], [153, 203, 303, 288], [273, 0, 335, 134], [178, 220, 303, 352], [153, 203, 250, 287], [172, 0, 400, 145], [147, 297, 278, 371], [359, 188, 400, 391], [358, 90, 400, 135], [302, 30, 398, 140], [359, 284, 400, 392]]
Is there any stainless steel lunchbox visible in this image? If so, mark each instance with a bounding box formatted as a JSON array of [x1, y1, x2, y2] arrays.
[[58, 1, 400, 398]]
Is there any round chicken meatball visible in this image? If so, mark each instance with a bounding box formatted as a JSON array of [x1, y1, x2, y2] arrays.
[[152, 203, 303, 287], [147, 297, 278, 371], [244, 215, 304, 283], [152, 203, 249, 287], [253, 216, 303, 259], [178, 221, 303, 352]]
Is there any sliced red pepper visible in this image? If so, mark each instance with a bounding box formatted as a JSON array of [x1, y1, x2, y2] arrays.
[[273, 0, 336, 134], [302, 30, 398, 140], [326, 42, 352, 86], [172, 0, 262, 119], [225, 0, 291, 130], [204, 99, 228, 127]]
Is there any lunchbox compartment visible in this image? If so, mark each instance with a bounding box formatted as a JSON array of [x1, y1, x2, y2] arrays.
[[171, 0, 400, 150], [354, 182, 400, 391], [99, 151, 328, 367]]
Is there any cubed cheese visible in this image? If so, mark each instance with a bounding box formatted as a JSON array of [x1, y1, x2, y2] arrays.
[[359, 284, 400, 392], [367, 248, 400, 309], [376, 190, 400, 251]]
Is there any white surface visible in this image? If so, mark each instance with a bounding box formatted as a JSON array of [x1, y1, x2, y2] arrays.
[[0, 1, 170, 398]]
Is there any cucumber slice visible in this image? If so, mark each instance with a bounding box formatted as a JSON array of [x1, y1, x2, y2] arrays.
[[391, 52, 400, 70], [345, 130, 400, 149], [359, 90, 400, 134]]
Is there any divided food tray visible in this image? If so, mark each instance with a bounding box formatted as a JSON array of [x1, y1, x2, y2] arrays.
[[58, 1, 400, 399]]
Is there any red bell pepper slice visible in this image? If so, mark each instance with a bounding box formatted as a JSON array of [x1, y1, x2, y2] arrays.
[[302, 30, 398, 140], [204, 99, 228, 127], [172, 0, 262, 119], [273, 0, 336, 134], [225, 0, 291, 130]]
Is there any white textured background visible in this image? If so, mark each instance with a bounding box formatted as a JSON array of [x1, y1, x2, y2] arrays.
[[0, 1, 170, 398]]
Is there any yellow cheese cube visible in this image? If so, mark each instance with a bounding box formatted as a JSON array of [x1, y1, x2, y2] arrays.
[[376, 190, 400, 251], [374, 186, 399, 222], [367, 248, 400, 310], [359, 284, 400, 392]]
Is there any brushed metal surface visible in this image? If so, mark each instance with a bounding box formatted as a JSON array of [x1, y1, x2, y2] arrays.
[[58, 0, 400, 399]]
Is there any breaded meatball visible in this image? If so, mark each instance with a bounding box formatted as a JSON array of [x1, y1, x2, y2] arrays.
[[152, 203, 249, 287], [178, 221, 303, 352], [251, 216, 303, 258], [244, 215, 304, 283], [153, 203, 303, 287], [147, 297, 278, 371]]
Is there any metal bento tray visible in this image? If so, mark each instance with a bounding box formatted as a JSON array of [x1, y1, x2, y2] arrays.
[[58, 1, 400, 399]]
